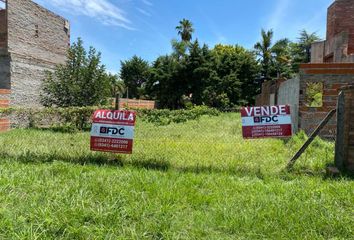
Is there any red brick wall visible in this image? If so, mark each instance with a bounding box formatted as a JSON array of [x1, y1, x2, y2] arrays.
[[327, 0, 354, 54], [0, 89, 10, 132], [299, 63, 354, 138], [115, 98, 156, 110]]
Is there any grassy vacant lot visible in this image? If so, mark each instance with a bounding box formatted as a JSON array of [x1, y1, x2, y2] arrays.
[[0, 113, 353, 239]]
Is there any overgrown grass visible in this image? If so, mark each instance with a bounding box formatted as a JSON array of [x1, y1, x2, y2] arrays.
[[0, 113, 352, 239]]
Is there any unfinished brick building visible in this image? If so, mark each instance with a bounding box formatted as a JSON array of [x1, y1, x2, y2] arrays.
[[256, 0, 354, 138], [299, 0, 354, 138], [0, 0, 70, 108]]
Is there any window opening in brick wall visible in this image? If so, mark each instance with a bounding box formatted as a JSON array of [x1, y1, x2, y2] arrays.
[[305, 82, 323, 107], [0, 1, 5, 10], [35, 24, 39, 38], [64, 20, 70, 34]]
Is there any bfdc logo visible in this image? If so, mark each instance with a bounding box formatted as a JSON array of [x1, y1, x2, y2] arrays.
[[100, 127, 125, 136], [254, 116, 279, 123]]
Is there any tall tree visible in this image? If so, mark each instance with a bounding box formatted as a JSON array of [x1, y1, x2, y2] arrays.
[[146, 55, 185, 109], [108, 74, 125, 98], [210, 44, 260, 106], [298, 30, 321, 63], [254, 29, 274, 79], [176, 19, 194, 42], [120, 55, 150, 99], [41, 38, 111, 107], [272, 38, 292, 78]]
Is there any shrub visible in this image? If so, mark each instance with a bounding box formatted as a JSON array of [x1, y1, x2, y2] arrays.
[[137, 105, 220, 125], [41, 38, 112, 107], [0, 106, 220, 130]]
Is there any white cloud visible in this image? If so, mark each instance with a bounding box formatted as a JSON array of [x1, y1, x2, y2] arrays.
[[142, 0, 153, 6], [267, 0, 291, 31], [42, 0, 134, 30], [137, 7, 151, 17]]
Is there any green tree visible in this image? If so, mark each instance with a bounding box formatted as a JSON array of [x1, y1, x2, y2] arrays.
[[254, 29, 274, 79], [120, 56, 150, 99], [147, 55, 185, 109], [289, 30, 321, 72], [108, 74, 125, 98], [209, 44, 260, 106], [171, 39, 188, 59], [176, 19, 194, 42], [272, 38, 293, 78], [298, 30, 321, 63], [41, 38, 111, 107]]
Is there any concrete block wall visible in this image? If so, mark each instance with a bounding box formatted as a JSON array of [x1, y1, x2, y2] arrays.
[[277, 78, 300, 133], [299, 63, 354, 138], [311, 41, 325, 63]]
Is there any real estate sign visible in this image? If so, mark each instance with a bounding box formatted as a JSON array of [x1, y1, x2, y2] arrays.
[[241, 105, 292, 139], [90, 110, 136, 154]]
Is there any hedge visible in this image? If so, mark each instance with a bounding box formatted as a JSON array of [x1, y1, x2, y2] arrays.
[[0, 106, 220, 131]]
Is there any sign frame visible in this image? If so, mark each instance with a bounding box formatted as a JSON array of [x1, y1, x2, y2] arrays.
[[241, 105, 292, 139], [90, 110, 136, 154]]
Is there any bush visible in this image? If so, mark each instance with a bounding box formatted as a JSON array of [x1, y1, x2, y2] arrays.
[[137, 106, 220, 125], [41, 38, 112, 107], [0, 106, 220, 130]]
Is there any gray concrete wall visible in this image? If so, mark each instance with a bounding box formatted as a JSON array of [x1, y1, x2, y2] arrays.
[[277, 78, 300, 134], [311, 41, 325, 63]]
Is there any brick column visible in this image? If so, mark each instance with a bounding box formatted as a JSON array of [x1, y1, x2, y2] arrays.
[[0, 89, 10, 132]]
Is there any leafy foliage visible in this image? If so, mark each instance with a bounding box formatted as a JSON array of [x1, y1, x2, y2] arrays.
[[137, 105, 220, 125], [120, 55, 150, 99], [254, 29, 274, 79], [146, 41, 260, 109], [121, 21, 323, 110], [175, 18, 194, 42], [0, 106, 220, 131], [41, 38, 111, 107], [290, 30, 321, 71], [305, 82, 323, 107]]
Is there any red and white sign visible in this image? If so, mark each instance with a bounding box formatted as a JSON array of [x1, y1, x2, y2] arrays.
[[241, 105, 292, 139], [90, 110, 136, 154]]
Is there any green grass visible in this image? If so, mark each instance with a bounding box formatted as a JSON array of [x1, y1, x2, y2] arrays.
[[0, 113, 353, 239]]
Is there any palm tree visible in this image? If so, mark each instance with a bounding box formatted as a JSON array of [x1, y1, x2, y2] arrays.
[[110, 75, 126, 97], [176, 19, 194, 42], [272, 38, 291, 78], [298, 30, 321, 63], [254, 29, 274, 79]]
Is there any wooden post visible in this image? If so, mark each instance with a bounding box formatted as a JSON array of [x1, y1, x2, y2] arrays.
[[335, 91, 345, 170], [115, 94, 120, 110], [287, 109, 337, 170]]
